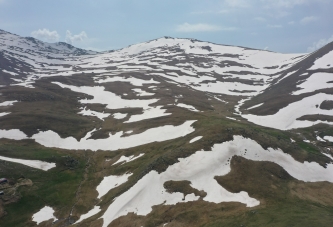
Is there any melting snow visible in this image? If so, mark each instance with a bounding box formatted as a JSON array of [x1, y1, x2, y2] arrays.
[[323, 136, 333, 142], [316, 136, 326, 142], [293, 72, 333, 95], [247, 103, 263, 110], [101, 135, 333, 227], [310, 50, 333, 70], [0, 155, 55, 171], [78, 107, 110, 120], [132, 88, 154, 96], [32, 206, 57, 225], [242, 93, 333, 130], [189, 136, 202, 143], [75, 206, 101, 224], [0, 129, 28, 140], [31, 120, 196, 151], [52, 82, 159, 110], [176, 103, 200, 112], [0, 100, 17, 106], [0, 112, 10, 117], [96, 76, 160, 86], [124, 106, 171, 123], [112, 153, 144, 166], [113, 113, 128, 119], [96, 173, 133, 199]]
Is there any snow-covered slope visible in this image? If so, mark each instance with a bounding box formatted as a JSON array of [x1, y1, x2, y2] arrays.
[[1, 30, 333, 227]]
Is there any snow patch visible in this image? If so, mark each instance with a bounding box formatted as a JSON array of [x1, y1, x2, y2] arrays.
[[32, 206, 57, 225], [247, 103, 263, 110], [96, 173, 132, 199], [113, 113, 128, 119], [293, 72, 333, 95], [0, 155, 56, 171], [323, 136, 333, 142], [79, 107, 110, 120], [176, 103, 200, 112], [0, 100, 18, 106], [242, 93, 333, 130], [112, 153, 145, 166], [76, 206, 101, 224], [31, 120, 196, 151], [189, 136, 202, 143], [132, 88, 154, 96]]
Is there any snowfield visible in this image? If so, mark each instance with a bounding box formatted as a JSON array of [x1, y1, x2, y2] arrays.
[[100, 135, 333, 227], [293, 72, 333, 95]]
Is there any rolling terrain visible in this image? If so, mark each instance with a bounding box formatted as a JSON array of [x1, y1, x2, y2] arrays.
[[0, 29, 333, 227]]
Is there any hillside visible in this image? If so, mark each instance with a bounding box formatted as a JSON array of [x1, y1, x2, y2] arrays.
[[0, 29, 332, 227]]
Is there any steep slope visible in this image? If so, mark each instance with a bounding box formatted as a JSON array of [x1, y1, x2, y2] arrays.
[[0, 30, 332, 227], [240, 42, 333, 130]]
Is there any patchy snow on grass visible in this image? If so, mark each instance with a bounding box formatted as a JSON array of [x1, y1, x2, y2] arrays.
[[97, 173, 133, 199], [242, 93, 333, 130], [195, 81, 267, 96], [112, 153, 144, 166], [78, 107, 110, 120], [76, 206, 101, 224], [2, 69, 18, 76], [214, 96, 228, 103], [293, 73, 333, 95], [31, 120, 196, 151], [96, 76, 160, 86], [0, 129, 28, 140], [52, 82, 159, 110], [124, 106, 171, 123], [113, 113, 127, 119], [176, 103, 200, 112], [189, 136, 202, 143], [235, 98, 251, 115], [0, 100, 17, 106], [0, 155, 55, 171], [32, 206, 57, 225], [101, 135, 333, 227], [132, 88, 154, 96]]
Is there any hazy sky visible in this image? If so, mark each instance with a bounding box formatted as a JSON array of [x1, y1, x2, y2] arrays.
[[1, 0, 333, 53]]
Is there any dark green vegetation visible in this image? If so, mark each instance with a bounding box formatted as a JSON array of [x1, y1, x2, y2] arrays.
[[0, 139, 91, 226]]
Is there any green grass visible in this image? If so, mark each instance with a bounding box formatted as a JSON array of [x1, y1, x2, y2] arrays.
[[0, 140, 89, 227]]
